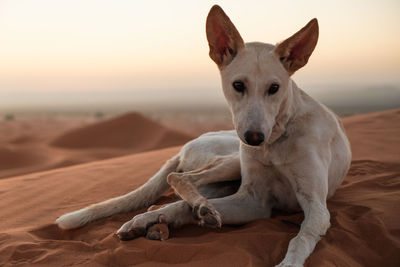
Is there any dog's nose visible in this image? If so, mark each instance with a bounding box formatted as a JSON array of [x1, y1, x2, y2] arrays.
[[244, 131, 265, 146]]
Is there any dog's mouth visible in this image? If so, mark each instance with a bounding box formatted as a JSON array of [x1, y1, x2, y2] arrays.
[[238, 130, 271, 149], [240, 141, 263, 149]]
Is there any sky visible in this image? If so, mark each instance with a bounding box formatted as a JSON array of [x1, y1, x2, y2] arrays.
[[0, 0, 399, 109]]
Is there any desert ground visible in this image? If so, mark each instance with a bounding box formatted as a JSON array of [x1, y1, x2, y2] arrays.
[[0, 108, 399, 266]]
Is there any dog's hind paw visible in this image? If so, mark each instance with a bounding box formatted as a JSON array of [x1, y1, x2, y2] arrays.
[[146, 223, 169, 241], [193, 203, 222, 228], [146, 214, 169, 241], [116, 213, 168, 241]]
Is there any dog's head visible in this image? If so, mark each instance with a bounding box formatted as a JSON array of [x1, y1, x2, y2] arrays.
[[206, 5, 319, 146]]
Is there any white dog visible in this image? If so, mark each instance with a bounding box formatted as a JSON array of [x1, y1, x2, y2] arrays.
[[56, 5, 351, 266]]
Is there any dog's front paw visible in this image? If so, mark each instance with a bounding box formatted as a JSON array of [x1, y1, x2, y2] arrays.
[[193, 202, 222, 228], [116, 218, 146, 241], [116, 212, 161, 241]]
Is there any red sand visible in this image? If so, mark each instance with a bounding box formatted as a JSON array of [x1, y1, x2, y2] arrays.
[[0, 109, 399, 266]]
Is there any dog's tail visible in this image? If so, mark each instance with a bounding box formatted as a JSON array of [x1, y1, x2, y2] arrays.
[[55, 154, 180, 230]]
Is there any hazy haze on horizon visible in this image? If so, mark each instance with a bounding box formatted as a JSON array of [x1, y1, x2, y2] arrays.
[[1, 0, 399, 110]]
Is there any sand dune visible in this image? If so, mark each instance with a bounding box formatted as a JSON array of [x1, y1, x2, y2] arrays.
[[0, 112, 192, 179], [0, 147, 45, 170], [343, 109, 400, 163], [50, 112, 192, 151], [0, 109, 399, 266]]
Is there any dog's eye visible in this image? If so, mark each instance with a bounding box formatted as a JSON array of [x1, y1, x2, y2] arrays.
[[232, 81, 245, 93], [268, 83, 280, 95]]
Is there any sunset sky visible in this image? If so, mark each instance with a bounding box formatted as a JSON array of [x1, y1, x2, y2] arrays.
[[1, 0, 399, 108]]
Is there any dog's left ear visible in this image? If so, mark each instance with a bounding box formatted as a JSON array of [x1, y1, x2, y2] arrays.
[[206, 5, 245, 68], [275, 19, 319, 75]]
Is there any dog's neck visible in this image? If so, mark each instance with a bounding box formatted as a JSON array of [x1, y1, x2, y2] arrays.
[[267, 79, 302, 145]]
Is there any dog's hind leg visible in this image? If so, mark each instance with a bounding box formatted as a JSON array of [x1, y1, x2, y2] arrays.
[[116, 190, 271, 240], [167, 153, 240, 227], [56, 155, 180, 230]]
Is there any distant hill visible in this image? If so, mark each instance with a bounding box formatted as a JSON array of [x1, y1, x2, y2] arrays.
[[312, 86, 400, 116], [50, 112, 193, 152]]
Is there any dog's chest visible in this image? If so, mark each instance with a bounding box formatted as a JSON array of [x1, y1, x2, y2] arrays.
[[241, 143, 300, 211], [261, 163, 299, 211]]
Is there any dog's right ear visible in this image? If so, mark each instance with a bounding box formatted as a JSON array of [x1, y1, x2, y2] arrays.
[[206, 5, 244, 68]]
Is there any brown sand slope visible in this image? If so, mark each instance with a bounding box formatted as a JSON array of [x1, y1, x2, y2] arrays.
[[0, 109, 399, 266], [50, 112, 192, 151], [343, 109, 400, 163], [0, 112, 193, 179]]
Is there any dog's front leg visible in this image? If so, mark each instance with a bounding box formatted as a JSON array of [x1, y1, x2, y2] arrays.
[[277, 198, 330, 267], [277, 162, 330, 267]]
